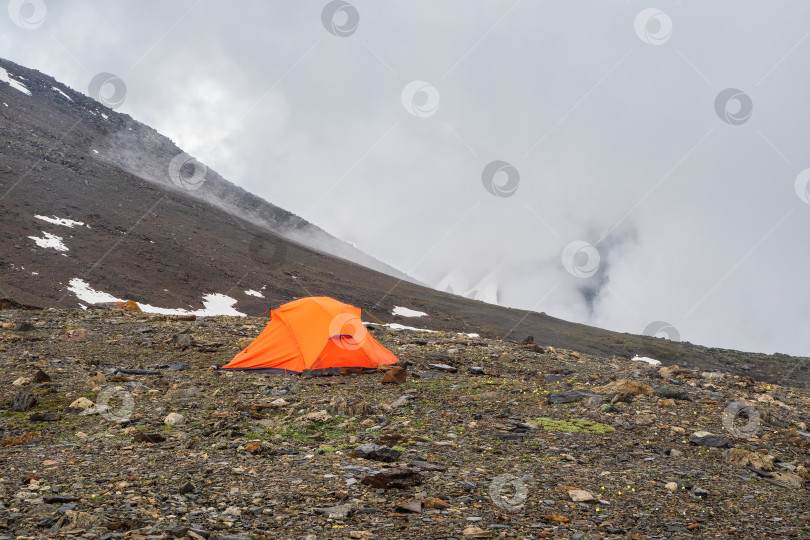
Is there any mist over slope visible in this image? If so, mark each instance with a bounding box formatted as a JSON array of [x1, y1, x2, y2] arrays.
[[1, 56, 808, 387]]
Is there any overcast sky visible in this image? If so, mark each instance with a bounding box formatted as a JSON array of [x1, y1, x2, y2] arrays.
[[3, 0, 810, 356]]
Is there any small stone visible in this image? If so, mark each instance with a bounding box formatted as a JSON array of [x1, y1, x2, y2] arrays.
[[32, 369, 51, 383], [593, 379, 653, 396], [179, 481, 195, 494], [422, 497, 449, 509], [353, 443, 401, 462], [770, 472, 805, 490], [381, 366, 407, 384], [548, 390, 597, 404], [245, 441, 261, 454], [164, 412, 186, 426], [223, 505, 241, 517], [395, 500, 421, 513], [659, 365, 680, 379], [362, 467, 422, 489], [689, 431, 729, 448], [462, 525, 490, 538], [467, 366, 485, 375], [665, 482, 679, 492], [655, 384, 690, 400], [69, 397, 94, 410], [133, 432, 166, 443], [12, 377, 31, 386], [657, 398, 676, 408], [427, 363, 457, 373], [313, 503, 352, 519], [568, 489, 595, 502], [12, 391, 37, 412], [349, 532, 374, 539], [723, 448, 774, 471], [583, 395, 604, 408]]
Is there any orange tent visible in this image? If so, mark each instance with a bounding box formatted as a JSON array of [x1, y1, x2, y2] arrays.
[[221, 296, 399, 374]]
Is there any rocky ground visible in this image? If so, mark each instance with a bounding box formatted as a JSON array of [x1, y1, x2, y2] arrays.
[[1, 306, 809, 539]]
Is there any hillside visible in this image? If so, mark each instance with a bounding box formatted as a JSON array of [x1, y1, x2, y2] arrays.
[[0, 307, 808, 538], [0, 56, 808, 389]]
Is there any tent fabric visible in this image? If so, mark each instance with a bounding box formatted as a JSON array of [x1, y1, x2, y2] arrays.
[[221, 296, 399, 374]]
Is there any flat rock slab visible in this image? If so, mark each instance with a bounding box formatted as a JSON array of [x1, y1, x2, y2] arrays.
[[353, 443, 401, 462], [548, 390, 597, 404], [427, 363, 457, 373], [313, 503, 352, 519], [362, 467, 422, 489], [689, 431, 729, 447]]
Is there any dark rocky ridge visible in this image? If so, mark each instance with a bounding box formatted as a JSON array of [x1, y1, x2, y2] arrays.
[[0, 56, 808, 387]]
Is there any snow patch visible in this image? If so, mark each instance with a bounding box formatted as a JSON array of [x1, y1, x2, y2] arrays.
[[0, 67, 32, 96], [392, 306, 427, 318], [457, 332, 480, 338], [366, 322, 437, 333], [631, 355, 662, 366], [245, 290, 265, 298], [35, 215, 85, 228], [28, 232, 68, 251], [100, 113, 108, 120], [66, 278, 246, 317], [92, 149, 99, 154], [51, 87, 73, 101]]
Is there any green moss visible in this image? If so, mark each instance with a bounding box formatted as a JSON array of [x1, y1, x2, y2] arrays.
[[529, 417, 615, 434]]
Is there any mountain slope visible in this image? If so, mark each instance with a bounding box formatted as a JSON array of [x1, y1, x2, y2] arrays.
[[0, 56, 808, 386]]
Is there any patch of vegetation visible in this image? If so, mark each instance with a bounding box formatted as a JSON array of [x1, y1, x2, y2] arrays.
[[528, 417, 615, 434]]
